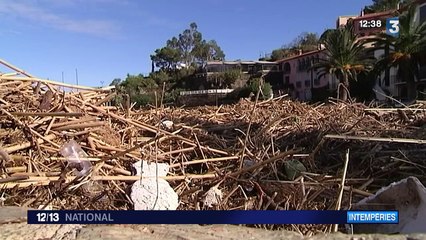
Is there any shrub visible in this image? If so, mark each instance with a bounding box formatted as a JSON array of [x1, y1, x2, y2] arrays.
[[164, 88, 183, 104], [223, 69, 241, 87], [149, 71, 170, 85], [249, 78, 272, 100], [132, 93, 155, 106]]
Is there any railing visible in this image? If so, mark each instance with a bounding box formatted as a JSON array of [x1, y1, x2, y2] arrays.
[[179, 89, 234, 96]]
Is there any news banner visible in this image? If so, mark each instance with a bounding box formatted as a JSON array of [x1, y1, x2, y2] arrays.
[[27, 210, 398, 224]]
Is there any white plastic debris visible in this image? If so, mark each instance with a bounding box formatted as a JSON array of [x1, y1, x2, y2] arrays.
[[0, 192, 6, 206], [38, 205, 53, 210], [59, 140, 92, 176], [131, 160, 179, 210], [203, 186, 223, 208], [161, 120, 174, 130], [350, 176, 426, 234]]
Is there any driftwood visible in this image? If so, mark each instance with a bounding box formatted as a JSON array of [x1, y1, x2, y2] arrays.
[[1, 58, 426, 236]]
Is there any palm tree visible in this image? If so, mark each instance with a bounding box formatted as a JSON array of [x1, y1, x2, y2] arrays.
[[313, 25, 374, 101], [370, 4, 426, 100]]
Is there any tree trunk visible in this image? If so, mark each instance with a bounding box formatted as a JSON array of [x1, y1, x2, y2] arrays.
[[339, 76, 349, 101]]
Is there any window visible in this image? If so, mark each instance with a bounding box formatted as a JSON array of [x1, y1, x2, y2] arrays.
[[284, 76, 290, 85], [241, 65, 249, 72], [314, 78, 320, 86], [283, 62, 291, 73], [296, 81, 302, 88], [419, 5, 426, 24], [305, 80, 310, 87]]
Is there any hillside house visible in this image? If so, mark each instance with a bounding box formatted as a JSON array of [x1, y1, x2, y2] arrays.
[[200, 60, 280, 88], [362, 0, 426, 99], [276, 47, 337, 101]]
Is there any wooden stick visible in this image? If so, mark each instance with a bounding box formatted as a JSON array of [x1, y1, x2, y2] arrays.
[[44, 117, 56, 135], [0, 76, 114, 92], [94, 92, 116, 106], [0, 80, 23, 86], [239, 79, 262, 169], [0, 98, 9, 105], [0, 175, 29, 184], [102, 164, 131, 176], [170, 156, 240, 168], [70, 95, 229, 156], [10, 112, 84, 117], [4, 134, 56, 153], [53, 121, 105, 131], [334, 149, 350, 232], [50, 117, 97, 128], [0, 58, 35, 77], [0, 108, 60, 148], [0, 173, 218, 189], [324, 134, 426, 144], [5, 166, 27, 173], [158, 147, 196, 157]]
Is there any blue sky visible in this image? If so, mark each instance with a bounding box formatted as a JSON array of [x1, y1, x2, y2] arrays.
[[0, 0, 372, 87]]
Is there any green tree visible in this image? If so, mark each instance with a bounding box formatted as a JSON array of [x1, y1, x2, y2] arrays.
[[370, 5, 426, 100], [115, 74, 157, 106], [109, 78, 122, 86], [363, 0, 414, 13], [313, 26, 373, 101], [249, 78, 272, 100], [223, 69, 240, 87], [150, 45, 181, 71], [295, 32, 319, 52], [151, 22, 225, 71], [149, 70, 171, 85], [178, 22, 202, 66], [267, 32, 320, 61], [193, 39, 225, 65]]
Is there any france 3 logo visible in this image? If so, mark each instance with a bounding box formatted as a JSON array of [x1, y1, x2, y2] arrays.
[[386, 17, 400, 37]]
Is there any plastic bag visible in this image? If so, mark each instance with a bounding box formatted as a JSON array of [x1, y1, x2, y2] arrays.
[[59, 140, 92, 177]]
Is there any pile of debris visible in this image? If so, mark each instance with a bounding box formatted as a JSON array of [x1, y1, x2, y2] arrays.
[[1, 59, 426, 235]]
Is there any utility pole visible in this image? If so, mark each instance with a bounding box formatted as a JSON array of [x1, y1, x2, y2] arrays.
[[310, 59, 314, 101], [61, 71, 65, 92], [75, 69, 79, 86]]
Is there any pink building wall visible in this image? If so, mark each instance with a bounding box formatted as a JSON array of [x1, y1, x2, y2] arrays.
[[278, 50, 335, 101]]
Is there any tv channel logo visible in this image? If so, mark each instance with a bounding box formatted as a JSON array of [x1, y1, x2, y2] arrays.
[[386, 17, 400, 37]]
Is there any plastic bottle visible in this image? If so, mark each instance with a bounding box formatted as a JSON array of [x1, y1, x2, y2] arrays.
[[59, 140, 92, 176]]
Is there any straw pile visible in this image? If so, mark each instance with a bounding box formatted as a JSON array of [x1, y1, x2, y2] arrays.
[[1, 59, 426, 235]]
